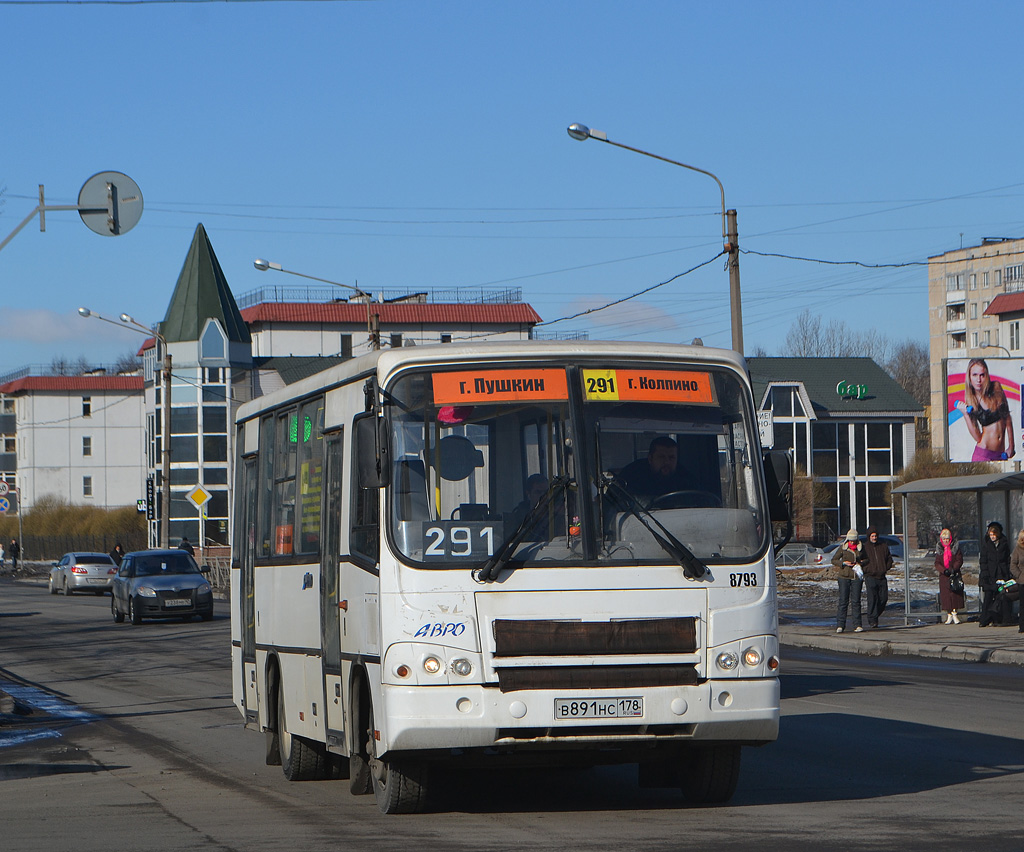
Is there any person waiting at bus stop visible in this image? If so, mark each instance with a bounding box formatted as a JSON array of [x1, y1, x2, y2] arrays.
[[978, 521, 1012, 627], [832, 529, 867, 633], [862, 526, 893, 629]]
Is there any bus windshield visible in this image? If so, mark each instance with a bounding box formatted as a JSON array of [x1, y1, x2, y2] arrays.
[[385, 363, 767, 569]]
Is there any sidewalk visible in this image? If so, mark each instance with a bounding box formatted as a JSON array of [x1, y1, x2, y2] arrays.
[[780, 615, 1024, 666]]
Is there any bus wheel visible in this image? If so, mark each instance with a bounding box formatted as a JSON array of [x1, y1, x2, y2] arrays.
[[679, 744, 741, 805], [368, 703, 429, 814], [277, 681, 328, 781]]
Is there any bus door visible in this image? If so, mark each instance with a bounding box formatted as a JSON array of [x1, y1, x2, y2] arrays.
[[240, 456, 259, 722], [320, 432, 346, 741]]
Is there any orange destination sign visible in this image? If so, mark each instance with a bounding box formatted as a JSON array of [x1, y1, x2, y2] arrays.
[[433, 369, 568, 404], [582, 368, 714, 403]]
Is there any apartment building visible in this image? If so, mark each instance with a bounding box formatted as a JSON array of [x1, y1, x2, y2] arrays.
[[927, 237, 1024, 456]]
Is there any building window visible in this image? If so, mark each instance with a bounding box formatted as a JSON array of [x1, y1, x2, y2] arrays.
[[1006, 265, 1024, 290], [984, 329, 991, 345], [82, 397, 92, 417], [996, 270, 1002, 287], [83, 476, 93, 497], [983, 300, 990, 313], [970, 303, 978, 320], [983, 271, 989, 287], [83, 436, 92, 457], [970, 273, 977, 290], [204, 367, 222, 384], [971, 331, 979, 348], [4, 437, 14, 453], [1, 399, 13, 414], [340, 334, 352, 358], [1011, 322, 1021, 351], [390, 333, 403, 349], [950, 332, 966, 350], [946, 273, 964, 291], [441, 333, 452, 344]]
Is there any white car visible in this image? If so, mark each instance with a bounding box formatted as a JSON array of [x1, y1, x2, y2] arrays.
[[776, 542, 825, 568]]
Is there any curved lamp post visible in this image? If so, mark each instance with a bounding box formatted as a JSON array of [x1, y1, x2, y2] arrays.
[[78, 307, 171, 548], [567, 122, 743, 353], [978, 341, 1012, 358], [254, 259, 379, 350]]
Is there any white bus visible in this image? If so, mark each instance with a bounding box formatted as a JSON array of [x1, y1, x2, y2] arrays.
[[231, 341, 791, 814]]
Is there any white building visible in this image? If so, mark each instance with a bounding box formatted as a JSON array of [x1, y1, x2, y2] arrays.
[[0, 374, 145, 512]]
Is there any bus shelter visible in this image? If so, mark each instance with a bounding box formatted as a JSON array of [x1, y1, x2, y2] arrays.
[[892, 471, 1024, 623]]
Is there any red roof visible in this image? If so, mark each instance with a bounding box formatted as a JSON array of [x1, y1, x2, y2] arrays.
[[0, 376, 144, 394], [241, 302, 541, 325], [984, 293, 1024, 316]]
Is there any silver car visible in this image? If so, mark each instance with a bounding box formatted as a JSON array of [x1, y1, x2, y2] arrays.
[[110, 549, 214, 625], [49, 552, 117, 596]]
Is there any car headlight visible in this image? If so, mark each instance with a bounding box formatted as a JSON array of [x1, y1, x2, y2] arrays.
[[196, 583, 212, 595], [137, 586, 158, 598]]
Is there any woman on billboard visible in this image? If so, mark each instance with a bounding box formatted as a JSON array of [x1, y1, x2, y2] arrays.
[[955, 358, 1015, 461]]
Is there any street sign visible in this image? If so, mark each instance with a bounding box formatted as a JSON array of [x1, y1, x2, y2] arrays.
[[186, 484, 212, 511], [0, 481, 8, 495], [0, 496, 8, 514], [758, 410, 774, 448]]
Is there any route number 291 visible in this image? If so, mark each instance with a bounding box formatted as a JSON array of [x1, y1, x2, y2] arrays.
[[422, 521, 500, 561]]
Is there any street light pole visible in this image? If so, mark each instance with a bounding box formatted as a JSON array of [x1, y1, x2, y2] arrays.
[[978, 341, 1012, 358], [567, 123, 744, 354], [78, 308, 171, 548], [253, 259, 379, 350]]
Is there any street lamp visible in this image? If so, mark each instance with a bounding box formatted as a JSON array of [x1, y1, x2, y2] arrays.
[[78, 307, 172, 548], [978, 341, 1012, 357], [253, 259, 379, 350], [567, 122, 744, 353]]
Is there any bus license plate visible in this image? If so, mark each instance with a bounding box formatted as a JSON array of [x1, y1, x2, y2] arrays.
[[554, 697, 644, 720]]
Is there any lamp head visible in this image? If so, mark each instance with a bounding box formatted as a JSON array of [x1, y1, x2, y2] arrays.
[[120, 313, 134, 324], [254, 258, 282, 272], [567, 123, 591, 141], [77, 307, 91, 318]]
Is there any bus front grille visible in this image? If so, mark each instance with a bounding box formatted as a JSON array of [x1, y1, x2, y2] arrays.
[[496, 663, 700, 693], [493, 617, 698, 657]]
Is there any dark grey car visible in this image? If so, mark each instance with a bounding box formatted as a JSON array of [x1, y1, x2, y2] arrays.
[[110, 549, 214, 625]]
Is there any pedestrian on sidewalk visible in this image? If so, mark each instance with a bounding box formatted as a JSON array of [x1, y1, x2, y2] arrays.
[[1007, 528, 1024, 633], [832, 528, 867, 633], [979, 521, 1012, 627], [0, 541, 5, 571], [862, 526, 894, 628], [935, 528, 965, 624], [8, 538, 19, 572]]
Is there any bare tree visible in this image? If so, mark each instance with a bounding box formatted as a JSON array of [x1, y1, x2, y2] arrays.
[[782, 309, 892, 362], [885, 340, 929, 407], [49, 355, 90, 377], [114, 351, 142, 375]]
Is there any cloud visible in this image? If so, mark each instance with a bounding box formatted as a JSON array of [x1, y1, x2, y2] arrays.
[[561, 297, 680, 333], [3, 308, 85, 344]]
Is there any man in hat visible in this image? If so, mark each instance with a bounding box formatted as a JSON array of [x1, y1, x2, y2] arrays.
[[862, 526, 894, 628]]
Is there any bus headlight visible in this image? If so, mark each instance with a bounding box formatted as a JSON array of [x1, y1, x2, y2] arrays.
[[716, 651, 739, 671], [450, 658, 473, 677], [742, 647, 763, 668], [422, 656, 443, 675]]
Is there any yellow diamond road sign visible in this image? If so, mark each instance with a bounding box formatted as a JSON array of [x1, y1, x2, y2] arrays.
[[186, 484, 212, 511]]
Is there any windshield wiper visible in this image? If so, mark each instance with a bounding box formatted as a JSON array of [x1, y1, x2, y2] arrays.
[[474, 475, 570, 584], [602, 477, 708, 580]]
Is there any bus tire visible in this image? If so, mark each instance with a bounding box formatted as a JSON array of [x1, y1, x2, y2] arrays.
[[679, 744, 741, 805], [277, 681, 328, 781], [349, 681, 372, 795], [369, 701, 429, 814]]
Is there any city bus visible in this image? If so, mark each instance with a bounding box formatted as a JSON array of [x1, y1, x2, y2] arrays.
[[230, 340, 791, 814]]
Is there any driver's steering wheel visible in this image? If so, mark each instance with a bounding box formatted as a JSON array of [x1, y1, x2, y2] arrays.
[[647, 490, 722, 510]]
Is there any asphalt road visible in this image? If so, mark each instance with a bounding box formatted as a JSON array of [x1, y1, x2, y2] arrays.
[[2, 578, 1023, 851]]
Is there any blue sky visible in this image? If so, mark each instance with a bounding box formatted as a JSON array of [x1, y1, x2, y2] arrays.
[[3, 0, 1024, 375]]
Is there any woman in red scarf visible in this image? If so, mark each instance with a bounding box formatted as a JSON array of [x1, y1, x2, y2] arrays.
[[934, 528, 965, 624]]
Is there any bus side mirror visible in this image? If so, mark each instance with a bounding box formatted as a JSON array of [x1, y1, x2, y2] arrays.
[[762, 450, 793, 524], [355, 414, 391, 489]]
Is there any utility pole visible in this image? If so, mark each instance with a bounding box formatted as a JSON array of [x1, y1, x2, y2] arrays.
[[726, 210, 743, 354]]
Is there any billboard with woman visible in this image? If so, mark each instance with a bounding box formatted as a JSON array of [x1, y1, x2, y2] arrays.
[[946, 357, 1022, 463]]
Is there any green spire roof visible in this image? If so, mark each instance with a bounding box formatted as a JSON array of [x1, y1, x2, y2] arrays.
[[160, 223, 250, 344]]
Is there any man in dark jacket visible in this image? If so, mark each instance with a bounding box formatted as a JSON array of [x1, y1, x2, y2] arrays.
[[979, 521, 1012, 626], [862, 526, 894, 628]]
